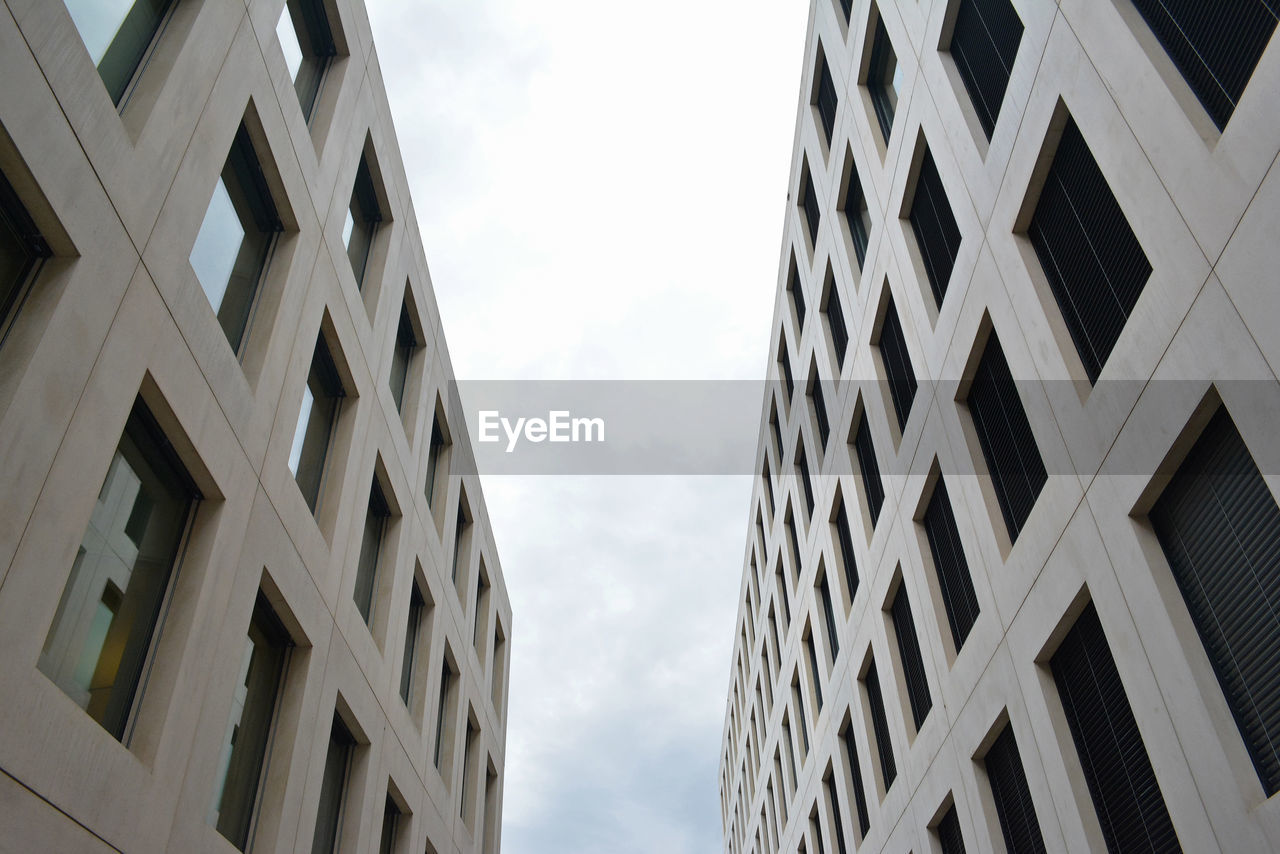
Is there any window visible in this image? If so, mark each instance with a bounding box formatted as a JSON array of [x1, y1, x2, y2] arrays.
[[780, 341, 795, 405], [64, 0, 175, 105], [434, 657, 458, 773], [793, 678, 810, 759], [389, 303, 419, 413], [399, 582, 427, 708], [1029, 118, 1151, 383], [948, 0, 1024, 138], [210, 596, 292, 850], [776, 564, 792, 631], [277, 0, 338, 121], [783, 716, 798, 791], [770, 398, 785, 460], [823, 278, 849, 368], [345, 153, 382, 288], [378, 796, 402, 854], [936, 803, 966, 854], [800, 164, 821, 248], [877, 296, 917, 432], [288, 334, 344, 513], [982, 725, 1045, 854], [810, 372, 831, 449], [833, 495, 860, 604], [789, 258, 807, 330], [908, 146, 962, 307], [1130, 0, 1278, 130], [840, 153, 871, 269], [805, 629, 824, 712], [841, 724, 871, 837], [40, 400, 198, 740], [353, 477, 390, 626], [1151, 407, 1280, 795], [425, 409, 450, 509], [762, 462, 775, 520], [312, 715, 355, 854], [451, 499, 472, 586], [190, 123, 283, 353], [810, 803, 826, 854], [786, 505, 803, 573], [460, 722, 479, 821], [824, 774, 849, 854], [491, 621, 508, 716], [838, 0, 853, 23], [922, 477, 980, 649], [818, 571, 840, 662], [852, 416, 885, 526], [0, 171, 51, 339], [864, 661, 896, 789], [1051, 603, 1179, 852], [965, 331, 1046, 541], [473, 564, 491, 653], [866, 13, 902, 142], [889, 584, 932, 730], [797, 443, 816, 522], [814, 51, 839, 146]]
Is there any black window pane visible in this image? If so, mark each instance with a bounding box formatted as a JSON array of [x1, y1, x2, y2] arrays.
[[842, 728, 871, 836], [313, 717, 354, 854], [434, 661, 454, 768], [0, 171, 50, 330], [843, 163, 871, 269], [984, 726, 1046, 854], [839, 0, 853, 24], [853, 418, 885, 525], [379, 797, 400, 854], [390, 306, 417, 411], [835, 499, 860, 601], [65, 0, 175, 106], [791, 269, 807, 330], [949, 0, 1024, 138], [400, 585, 424, 705], [1051, 603, 1181, 853], [781, 345, 795, 404], [825, 776, 849, 854], [812, 379, 831, 448], [798, 445, 815, 521], [879, 299, 917, 432], [966, 332, 1046, 541], [865, 662, 896, 787], [806, 633, 824, 711], [937, 803, 966, 854], [346, 156, 382, 287], [1151, 408, 1280, 795], [923, 478, 981, 648], [802, 170, 821, 247], [867, 16, 900, 142], [425, 415, 447, 506], [1029, 119, 1151, 383], [354, 479, 390, 625], [816, 55, 839, 145], [820, 575, 840, 662], [826, 286, 849, 368], [908, 148, 962, 307], [1130, 0, 1279, 130], [891, 587, 932, 729]]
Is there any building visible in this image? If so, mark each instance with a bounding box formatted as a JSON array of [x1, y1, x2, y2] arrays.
[[720, 1, 1280, 852], [0, 1, 509, 852]]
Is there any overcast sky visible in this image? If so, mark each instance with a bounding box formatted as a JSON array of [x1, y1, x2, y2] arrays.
[[364, 2, 809, 851]]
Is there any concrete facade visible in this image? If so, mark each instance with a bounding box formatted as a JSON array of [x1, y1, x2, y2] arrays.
[[0, 1, 509, 853], [720, 1, 1280, 853]]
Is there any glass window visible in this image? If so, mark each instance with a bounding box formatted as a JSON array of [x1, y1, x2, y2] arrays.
[[399, 584, 426, 706], [842, 161, 871, 269], [312, 715, 355, 854], [434, 660, 456, 770], [424, 413, 449, 507], [451, 503, 470, 585], [39, 401, 198, 740], [64, 0, 175, 106], [378, 796, 401, 854], [0, 171, 51, 337], [277, 0, 337, 121], [346, 156, 382, 288], [389, 305, 417, 412], [189, 125, 283, 353], [877, 297, 917, 432], [867, 14, 901, 142], [949, 0, 1023, 139], [353, 478, 390, 626], [908, 147, 962, 307], [210, 595, 292, 850], [289, 335, 344, 513]]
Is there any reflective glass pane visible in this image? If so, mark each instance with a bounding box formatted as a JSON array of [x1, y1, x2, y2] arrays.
[[276, 4, 304, 81], [191, 178, 244, 312], [65, 0, 174, 105]]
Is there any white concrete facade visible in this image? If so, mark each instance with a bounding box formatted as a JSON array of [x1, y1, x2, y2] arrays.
[[721, 1, 1280, 853], [0, 1, 509, 853]]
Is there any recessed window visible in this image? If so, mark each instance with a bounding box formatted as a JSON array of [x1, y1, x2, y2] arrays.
[[814, 50, 839, 147], [399, 581, 429, 710], [451, 496, 472, 588], [64, 0, 175, 105], [908, 146, 962, 307], [805, 628, 824, 712], [824, 772, 849, 854], [786, 502, 803, 571], [39, 400, 198, 741], [425, 408, 451, 510], [851, 415, 885, 527], [921, 477, 980, 649], [797, 442, 816, 523], [936, 802, 966, 854], [277, 0, 338, 121], [947, 0, 1024, 139], [866, 13, 902, 143], [210, 595, 292, 850], [762, 461, 775, 520], [0, 171, 50, 341], [1029, 117, 1150, 383], [818, 571, 840, 662], [473, 563, 491, 653], [800, 163, 821, 249], [837, 0, 853, 24], [965, 330, 1045, 541], [876, 295, 917, 433], [1051, 602, 1179, 852], [777, 562, 792, 634], [788, 256, 806, 330], [841, 723, 871, 837], [982, 725, 1046, 854], [190, 123, 283, 354], [809, 368, 831, 450], [389, 302, 420, 413], [345, 153, 383, 288], [1151, 406, 1280, 795], [312, 715, 356, 854], [288, 334, 345, 514], [864, 660, 896, 789], [840, 151, 871, 270], [833, 494, 860, 604], [780, 340, 796, 406], [353, 477, 391, 627], [491, 620, 508, 716], [823, 274, 849, 369], [378, 795, 403, 854], [1130, 0, 1278, 130], [434, 656, 458, 773], [889, 583, 932, 730], [792, 676, 810, 759]]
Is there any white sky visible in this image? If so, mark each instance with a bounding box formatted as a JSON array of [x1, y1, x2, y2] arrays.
[[365, 2, 810, 850]]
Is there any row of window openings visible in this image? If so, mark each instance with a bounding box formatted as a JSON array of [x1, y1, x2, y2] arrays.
[[734, 398, 1280, 848], [35, 396, 510, 849]]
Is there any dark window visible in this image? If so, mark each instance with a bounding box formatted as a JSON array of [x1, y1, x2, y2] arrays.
[[825, 775, 849, 854], [839, 0, 853, 24], [966, 331, 1046, 541], [1051, 603, 1181, 853], [1130, 0, 1279, 130], [815, 53, 839, 146], [781, 344, 796, 404], [984, 726, 1046, 854], [794, 682, 811, 755], [289, 335, 344, 513], [353, 478, 390, 626], [425, 412, 449, 508], [852, 417, 885, 525], [801, 168, 821, 247], [345, 155, 382, 287], [811, 379, 831, 449], [798, 444, 816, 521], [922, 478, 981, 648], [777, 565, 793, 629], [842, 159, 871, 269], [890, 586, 932, 730], [834, 497, 860, 602], [1029, 118, 1151, 383], [949, 0, 1024, 138], [825, 284, 850, 368], [65, 0, 175, 105], [389, 304, 419, 412], [908, 147, 962, 307], [451, 503, 470, 584], [790, 265, 807, 330], [762, 462, 775, 519], [819, 573, 840, 661], [211, 596, 291, 850], [867, 15, 901, 142], [378, 796, 401, 854], [937, 803, 966, 854], [313, 716, 355, 854], [277, 0, 338, 121], [842, 726, 871, 837], [434, 659, 456, 769], [39, 401, 199, 740], [865, 662, 896, 788], [0, 171, 51, 336], [878, 297, 917, 432], [771, 401, 785, 459], [806, 631, 825, 712], [787, 510, 803, 572], [399, 583, 426, 707], [1151, 407, 1280, 795]]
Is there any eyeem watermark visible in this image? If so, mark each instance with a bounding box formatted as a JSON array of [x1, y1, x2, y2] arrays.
[[477, 410, 606, 453]]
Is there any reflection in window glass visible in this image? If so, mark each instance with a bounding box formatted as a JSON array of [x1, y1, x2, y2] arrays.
[[353, 479, 390, 626], [276, 6, 304, 80], [64, 0, 175, 105], [346, 156, 382, 287], [399, 584, 425, 706], [39, 401, 197, 740], [389, 305, 417, 412], [313, 716, 354, 854], [277, 0, 336, 121], [291, 336, 344, 513]]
